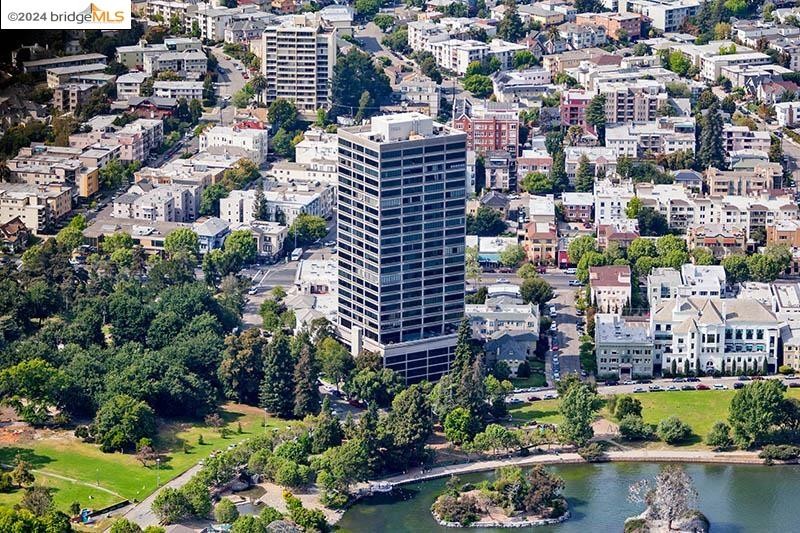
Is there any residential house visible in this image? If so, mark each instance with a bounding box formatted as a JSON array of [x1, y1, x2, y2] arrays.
[[589, 265, 632, 314]]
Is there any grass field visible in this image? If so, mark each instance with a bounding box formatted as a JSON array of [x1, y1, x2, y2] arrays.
[[510, 388, 800, 445], [511, 373, 547, 389], [0, 403, 289, 512]]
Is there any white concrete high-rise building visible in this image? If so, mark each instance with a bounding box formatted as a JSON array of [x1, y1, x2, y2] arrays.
[[261, 13, 339, 118]]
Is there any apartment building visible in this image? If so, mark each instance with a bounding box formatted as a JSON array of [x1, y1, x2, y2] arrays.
[[597, 219, 640, 249], [647, 264, 727, 307], [687, 224, 747, 258], [565, 147, 618, 184], [68, 119, 164, 165], [113, 187, 178, 222], [23, 53, 107, 73], [46, 64, 108, 88], [485, 151, 517, 191], [116, 38, 202, 70], [143, 49, 207, 79], [605, 117, 695, 157], [0, 183, 72, 234], [559, 89, 593, 129], [336, 113, 467, 382], [589, 265, 632, 314], [117, 72, 150, 99], [53, 84, 95, 113], [147, 0, 200, 30], [517, 149, 553, 177], [407, 21, 449, 52], [558, 23, 608, 49], [722, 125, 771, 156], [153, 80, 204, 100], [594, 178, 635, 224], [491, 68, 553, 103], [595, 314, 654, 379], [562, 192, 594, 222], [766, 220, 800, 248], [7, 145, 100, 198], [635, 183, 800, 237], [220, 183, 333, 226], [651, 296, 779, 376], [597, 79, 668, 124], [199, 125, 269, 165], [261, 13, 338, 117], [775, 101, 800, 128], [397, 73, 441, 118], [234, 220, 288, 260], [452, 99, 520, 156], [617, 0, 700, 33], [428, 39, 489, 75], [575, 11, 641, 40], [705, 164, 781, 196], [195, 4, 264, 41], [522, 222, 558, 265], [466, 294, 540, 376]]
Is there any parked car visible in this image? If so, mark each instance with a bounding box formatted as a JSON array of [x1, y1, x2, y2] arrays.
[[696, 384, 710, 390], [681, 385, 695, 391], [789, 382, 800, 388], [569, 280, 582, 286], [733, 382, 745, 389], [247, 287, 258, 295], [713, 384, 726, 390], [672, 377, 685, 383], [527, 395, 541, 402], [649, 385, 662, 391], [752, 376, 764, 381], [633, 387, 645, 393], [737, 375, 751, 381], [497, 278, 509, 283], [686, 377, 701, 382], [667, 385, 679, 391], [565, 268, 577, 275], [544, 393, 556, 400], [604, 380, 619, 387]]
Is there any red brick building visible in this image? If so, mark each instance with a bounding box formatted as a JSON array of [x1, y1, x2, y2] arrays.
[[453, 99, 519, 156], [559, 89, 592, 130]]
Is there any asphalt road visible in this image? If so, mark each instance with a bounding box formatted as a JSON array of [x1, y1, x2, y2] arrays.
[[545, 271, 583, 382], [209, 46, 247, 125]]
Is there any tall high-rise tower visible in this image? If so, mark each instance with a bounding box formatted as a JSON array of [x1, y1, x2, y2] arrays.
[[336, 113, 468, 382]]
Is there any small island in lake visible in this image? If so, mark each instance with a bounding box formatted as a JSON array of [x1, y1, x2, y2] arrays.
[[431, 466, 569, 528]]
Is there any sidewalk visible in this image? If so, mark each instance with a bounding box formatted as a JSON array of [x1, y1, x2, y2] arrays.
[[374, 448, 763, 488]]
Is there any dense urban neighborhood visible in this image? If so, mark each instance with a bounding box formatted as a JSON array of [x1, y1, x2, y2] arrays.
[[1, 0, 800, 531]]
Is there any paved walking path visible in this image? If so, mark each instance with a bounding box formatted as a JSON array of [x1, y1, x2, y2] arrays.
[[1, 463, 124, 498], [375, 448, 763, 487], [121, 464, 202, 528]]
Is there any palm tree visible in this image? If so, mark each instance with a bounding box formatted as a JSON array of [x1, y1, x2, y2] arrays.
[[249, 75, 267, 106]]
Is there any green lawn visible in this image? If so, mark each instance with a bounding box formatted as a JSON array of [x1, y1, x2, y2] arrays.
[[0, 404, 289, 513], [511, 373, 547, 389], [510, 389, 800, 444]]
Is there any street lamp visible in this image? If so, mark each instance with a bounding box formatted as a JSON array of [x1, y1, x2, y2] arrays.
[[156, 458, 161, 487]]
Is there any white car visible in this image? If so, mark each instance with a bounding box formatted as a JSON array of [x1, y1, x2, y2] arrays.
[[713, 384, 726, 390], [565, 268, 577, 275], [497, 278, 509, 283]]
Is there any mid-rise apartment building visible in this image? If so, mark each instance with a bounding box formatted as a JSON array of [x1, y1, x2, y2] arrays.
[[605, 117, 695, 157], [595, 314, 653, 379], [575, 11, 641, 40], [452, 100, 520, 156], [53, 84, 95, 113], [597, 79, 668, 124], [152, 80, 204, 100], [336, 113, 467, 382], [7, 145, 100, 199], [219, 184, 333, 226], [0, 183, 72, 234], [705, 164, 781, 196], [589, 265, 632, 314], [722, 124, 771, 156], [199, 125, 269, 165], [143, 49, 207, 79], [261, 13, 338, 117], [616, 0, 700, 33]]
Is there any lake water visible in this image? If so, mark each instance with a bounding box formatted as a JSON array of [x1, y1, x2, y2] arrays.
[[336, 463, 800, 532]]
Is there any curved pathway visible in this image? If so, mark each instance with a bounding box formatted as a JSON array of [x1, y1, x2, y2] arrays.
[[1, 463, 123, 498], [375, 449, 763, 487]]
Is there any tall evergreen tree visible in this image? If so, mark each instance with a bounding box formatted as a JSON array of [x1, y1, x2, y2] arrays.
[[385, 384, 434, 466], [357, 403, 382, 475], [259, 333, 294, 418], [293, 344, 320, 418], [550, 150, 568, 192], [585, 94, 607, 144], [575, 155, 594, 192], [698, 100, 725, 170], [457, 355, 488, 423], [311, 397, 343, 453], [497, 0, 524, 42], [252, 184, 268, 221], [452, 317, 474, 378]]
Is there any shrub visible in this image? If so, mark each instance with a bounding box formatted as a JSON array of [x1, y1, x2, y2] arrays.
[[759, 444, 800, 462], [619, 415, 654, 441], [432, 494, 480, 526], [214, 499, 239, 524], [516, 360, 531, 378], [577, 442, 606, 462], [656, 416, 692, 444], [706, 421, 733, 451], [779, 365, 795, 375], [614, 396, 643, 419]]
